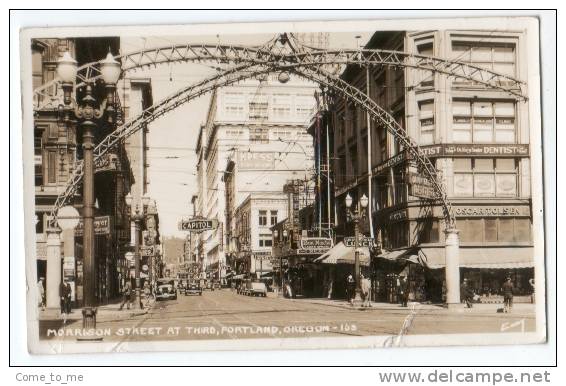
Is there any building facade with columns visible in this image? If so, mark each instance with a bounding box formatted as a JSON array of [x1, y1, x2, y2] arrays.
[[328, 30, 534, 304]]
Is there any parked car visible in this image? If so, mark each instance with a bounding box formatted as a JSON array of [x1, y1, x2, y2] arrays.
[[155, 279, 177, 301], [185, 280, 202, 296], [240, 279, 267, 297]]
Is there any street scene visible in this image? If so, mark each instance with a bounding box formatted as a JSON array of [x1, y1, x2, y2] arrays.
[[27, 23, 543, 349]]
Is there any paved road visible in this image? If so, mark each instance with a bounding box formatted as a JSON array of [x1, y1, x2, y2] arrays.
[[40, 289, 535, 342]]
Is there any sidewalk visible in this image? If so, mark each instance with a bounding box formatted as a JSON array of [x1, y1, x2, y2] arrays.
[[38, 298, 154, 322], [284, 297, 536, 317]]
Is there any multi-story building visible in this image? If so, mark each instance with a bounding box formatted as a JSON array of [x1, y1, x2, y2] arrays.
[[194, 75, 317, 280], [325, 30, 534, 303], [233, 193, 288, 277], [33, 37, 160, 308]]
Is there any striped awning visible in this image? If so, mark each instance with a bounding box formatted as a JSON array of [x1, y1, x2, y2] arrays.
[[314, 242, 370, 266]]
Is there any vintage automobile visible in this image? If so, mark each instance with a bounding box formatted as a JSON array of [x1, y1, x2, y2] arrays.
[[155, 279, 177, 301], [240, 279, 267, 297], [185, 280, 202, 296]]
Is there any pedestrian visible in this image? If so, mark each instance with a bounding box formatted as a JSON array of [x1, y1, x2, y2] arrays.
[[143, 280, 151, 309], [64, 280, 72, 314], [461, 278, 474, 308], [529, 278, 535, 304], [502, 277, 514, 313], [399, 276, 409, 307], [346, 274, 355, 305], [119, 281, 132, 310], [37, 277, 45, 311], [59, 279, 71, 314], [327, 278, 333, 299], [360, 274, 372, 308]]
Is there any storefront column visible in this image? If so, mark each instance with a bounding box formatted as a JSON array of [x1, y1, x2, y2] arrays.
[[45, 227, 62, 309], [445, 228, 461, 308]]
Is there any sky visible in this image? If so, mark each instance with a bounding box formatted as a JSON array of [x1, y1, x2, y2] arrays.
[[120, 31, 373, 237]]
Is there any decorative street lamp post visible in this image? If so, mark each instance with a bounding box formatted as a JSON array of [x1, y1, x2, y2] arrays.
[[56, 51, 121, 325], [125, 192, 151, 309], [345, 192, 369, 305]]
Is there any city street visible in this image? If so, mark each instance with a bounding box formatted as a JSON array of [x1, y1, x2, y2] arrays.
[[40, 289, 535, 342]]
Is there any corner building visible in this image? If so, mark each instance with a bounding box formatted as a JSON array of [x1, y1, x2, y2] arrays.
[[330, 30, 534, 303]]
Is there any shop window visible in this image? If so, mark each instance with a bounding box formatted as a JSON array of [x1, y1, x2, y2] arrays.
[[270, 210, 278, 226], [418, 100, 435, 145], [453, 158, 518, 198], [452, 100, 516, 143], [258, 210, 268, 226]]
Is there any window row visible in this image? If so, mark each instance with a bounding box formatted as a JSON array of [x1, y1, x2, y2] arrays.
[[453, 158, 519, 198], [418, 99, 517, 145], [458, 217, 531, 243], [222, 93, 315, 120], [258, 210, 278, 227]]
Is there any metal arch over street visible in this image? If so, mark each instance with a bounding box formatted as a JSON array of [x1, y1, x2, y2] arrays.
[[42, 34, 529, 230], [33, 38, 527, 110], [48, 60, 453, 230]]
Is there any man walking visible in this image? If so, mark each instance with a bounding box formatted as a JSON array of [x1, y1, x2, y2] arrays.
[[461, 278, 473, 308], [37, 277, 45, 311], [59, 279, 72, 314], [360, 274, 372, 308], [346, 274, 355, 305], [502, 277, 514, 313], [119, 281, 133, 310]]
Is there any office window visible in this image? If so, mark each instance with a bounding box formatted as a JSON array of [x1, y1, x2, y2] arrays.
[[453, 158, 518, 198], [272, 94, 291, 119], [270, 210, 278, 226], [32, 48, 43, 91], [249, 127, 269, 143], [452, 43, 516, 77], [249, 98, 269, 120], [417, 218, 439, 243], [223, 92, 245, 118], [258, 210, 268, 226], [259, 234, 273, 247], [47, 150, 57, 184], [453, 100, 516, 143], [295, 95, 315, 120], [416, 42, 434, 87], [419, 100, 435, 145], [349, 143, 358, 177], [35, 212, 44, 234]]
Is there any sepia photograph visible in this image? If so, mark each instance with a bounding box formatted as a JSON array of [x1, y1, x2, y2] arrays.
[[17, 15, 547, 355]]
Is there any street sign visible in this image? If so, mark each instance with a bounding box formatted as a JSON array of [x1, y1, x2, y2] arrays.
[[141, 245, 155, 257], [178, 218, 218, 232], [344, 236, 375, 248], [74, 216, 111, 236], [300, 237, 333, 251], [407, 173, 437, 199]]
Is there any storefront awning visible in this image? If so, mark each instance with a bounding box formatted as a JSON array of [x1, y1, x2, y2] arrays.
[[314, 242, 370, 266], [376, 248, 417, 261], [419, 247, 534, 269]]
